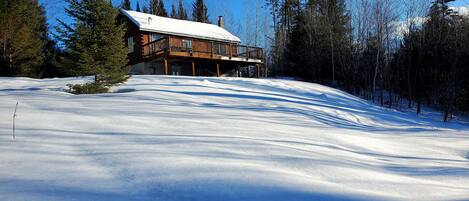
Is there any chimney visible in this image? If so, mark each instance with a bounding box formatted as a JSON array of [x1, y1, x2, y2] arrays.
[[218, 16, 225, 29]]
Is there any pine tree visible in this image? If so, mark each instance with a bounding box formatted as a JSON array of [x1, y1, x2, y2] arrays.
[[136, 1, 141, 12], [37, 4, 67, 78], [170, 4, 177, 18], [149, 0, 157, 14], [192, 0, 209, 23], [149, 0, 167, 17], [58, 0, 129, 93], [157, 0, 167, 17], [0, 0, 45, 77], [177, 0, 188, 20], [121, 0, 131, 10], [143, 5, 150, 13]]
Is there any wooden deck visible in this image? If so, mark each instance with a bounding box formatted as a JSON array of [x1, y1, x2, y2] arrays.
[[142, 36, 264, 64]]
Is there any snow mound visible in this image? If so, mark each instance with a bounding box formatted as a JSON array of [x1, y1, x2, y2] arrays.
[[0, 75, 468, 201]]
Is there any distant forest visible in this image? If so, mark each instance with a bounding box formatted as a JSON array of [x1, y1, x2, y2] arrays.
[[1, 0, 468, 121], [265, 0, 469, 122]]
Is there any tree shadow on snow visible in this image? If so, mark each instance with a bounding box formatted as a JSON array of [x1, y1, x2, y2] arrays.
[[0, 177, 382, 201], [133, 88, 467, 133]]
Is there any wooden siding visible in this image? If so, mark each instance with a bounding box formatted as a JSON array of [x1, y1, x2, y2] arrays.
[[122, 17, 263, 65], [141, 35, 263, 64]]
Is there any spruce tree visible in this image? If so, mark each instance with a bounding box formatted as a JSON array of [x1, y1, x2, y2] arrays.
[[143, 5, 150, 13], [149, 0, 167, 17], [170, 4, 177, 18], [121, 0, 131, 10], [136, 1, 141, 12], [192, 0, 209, 23], [157, 0, 167, 17], [177, 0, 188, 20], [58, 0, 129, 93]]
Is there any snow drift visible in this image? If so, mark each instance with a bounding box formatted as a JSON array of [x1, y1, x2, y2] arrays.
[[0, 76, 468, 201]]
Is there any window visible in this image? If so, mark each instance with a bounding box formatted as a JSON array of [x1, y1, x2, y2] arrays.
[[182, 39, 192, 50], [213, 42, 227, 55], [150, 33, 162, 42], [127, 37, 134, 53]]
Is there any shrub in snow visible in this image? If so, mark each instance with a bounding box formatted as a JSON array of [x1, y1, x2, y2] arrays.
[[66, 82, 109, 95]]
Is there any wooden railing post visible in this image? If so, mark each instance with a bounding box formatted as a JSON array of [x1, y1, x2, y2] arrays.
[[164, 58, 169, 75], [229, 44, 233, 59], [216, 63, 220, 77], [192, 61, 196, 76], [167, 37, 171, 53], [256, 64, 260, 78], [211, 42, 214, 58], [246, 46, 250, 60]]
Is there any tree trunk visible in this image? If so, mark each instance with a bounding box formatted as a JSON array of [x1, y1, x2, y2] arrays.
[[329, 28, 336, 84], [417, 99, 421, 115], [380, 85, 384, 106], [443, 110, 449, 122]]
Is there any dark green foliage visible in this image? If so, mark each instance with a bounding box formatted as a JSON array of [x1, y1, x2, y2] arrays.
[[136, 1, 141, 12], [121, 0, 131, 10], [66, 82, 109, 94], [149, 0, 167, 17], [0, 0, 46, 77], [170, 0, 188, 20], [392, 0, 468, 121], [58, 0, 130, 92], [282, 0, 350, 83], [192, 0, 209, 23], [268, 0, 468, 121]]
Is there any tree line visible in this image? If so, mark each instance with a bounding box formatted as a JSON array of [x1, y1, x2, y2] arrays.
[[265, 0, 469, 121], [121, 0, 209, 23]]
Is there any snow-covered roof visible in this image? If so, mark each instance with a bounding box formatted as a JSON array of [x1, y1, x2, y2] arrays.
[[121, 9, 241, 43]]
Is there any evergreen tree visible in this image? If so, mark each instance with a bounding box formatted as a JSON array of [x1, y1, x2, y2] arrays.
[[282, 0, 350, 83], [192, 0, 209, 23], [121, 0, 131, 10], [0, 0, 45, 77], [157, 0, 167, 17], [143, 5, 150, 13], [37, 4, 68, 78], [170, 4, 177, 18], [58, 0, 129, 93], [149, 0, 167, 17], [177, 0, 188, 20], [136, 1, 141, 12]]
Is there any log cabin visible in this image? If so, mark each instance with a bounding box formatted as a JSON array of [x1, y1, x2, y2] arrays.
[[119, 9, 264, 77]]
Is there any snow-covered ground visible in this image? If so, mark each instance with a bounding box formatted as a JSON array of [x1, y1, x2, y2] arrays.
[[1, 76, 468, 201]]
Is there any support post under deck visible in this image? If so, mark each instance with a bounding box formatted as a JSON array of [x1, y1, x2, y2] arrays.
[[164, 58, 168, 75], [192, 61, 196, 76]]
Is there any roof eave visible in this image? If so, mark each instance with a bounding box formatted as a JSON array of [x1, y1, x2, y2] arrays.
[[140, 28, 241, 44]]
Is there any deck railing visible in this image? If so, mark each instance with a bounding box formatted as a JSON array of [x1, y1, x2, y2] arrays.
[[234, 45, 263, 60], [143, 37, 169, 58], [143, 36, 263, 61]]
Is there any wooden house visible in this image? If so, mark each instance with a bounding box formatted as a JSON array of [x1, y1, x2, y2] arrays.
[[120, 9, 263, 77]]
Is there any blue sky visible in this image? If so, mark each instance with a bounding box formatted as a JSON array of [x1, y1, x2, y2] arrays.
[[39, 0, 469, 44], [39, 0, 262, 43]]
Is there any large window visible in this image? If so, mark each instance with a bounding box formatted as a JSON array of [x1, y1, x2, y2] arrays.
[[127, 37, 134, 53], [213, 42, 228, 56], [182, 39, 192, 50], [150, 33, 162, 42]]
